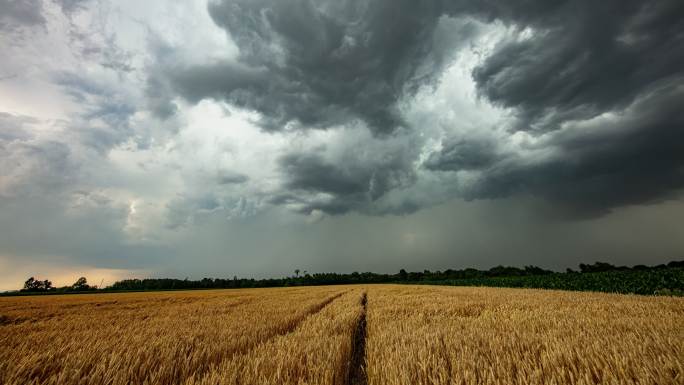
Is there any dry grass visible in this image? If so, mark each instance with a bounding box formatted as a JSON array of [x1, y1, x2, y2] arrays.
[[1, 285, 682, 385], [366, 285, 684, 385]]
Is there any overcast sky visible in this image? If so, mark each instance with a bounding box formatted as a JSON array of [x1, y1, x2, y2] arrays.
[[1, 0, 683, 290]]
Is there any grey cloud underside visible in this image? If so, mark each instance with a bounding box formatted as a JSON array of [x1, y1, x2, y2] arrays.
[[458, 82, 684, 217], [428, 0, 684, 217], [169, 0, 684, 133], [0, 112, 81, 199], [158, 0, 684, 217], [467, 1, 684, 132], [217, 171, 249, 185], [0, 0, 45, 31], [276, 149, 416, 215], [425, 138, 499, 172], [54, 72, 138, 152], [0, 112, 35, 142], [0, 0, 93, 32], [53, 0, 90, 14], [166, 0, 477, 133], [1, 138, 75, 198]]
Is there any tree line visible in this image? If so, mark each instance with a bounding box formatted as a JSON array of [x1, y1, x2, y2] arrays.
[[14, 260, 682, 294]]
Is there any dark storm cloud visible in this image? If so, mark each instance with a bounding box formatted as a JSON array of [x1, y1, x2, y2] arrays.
[[455, 81, 684, 217], [426, 0, 684, 217], [277, 147, 415, 215], [0, 0, 45, 31], [463, 0, 684, 132], [164, 0, 479, 133], [157, 0, 684, 218], [166, 0, 684, 134], [425, 138, 499, 171]]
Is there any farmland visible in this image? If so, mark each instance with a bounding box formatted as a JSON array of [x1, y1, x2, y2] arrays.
[[1, 286, 682, 385]]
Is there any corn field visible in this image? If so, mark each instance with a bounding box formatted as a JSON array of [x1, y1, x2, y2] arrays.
[[1, 285, 682, 385]]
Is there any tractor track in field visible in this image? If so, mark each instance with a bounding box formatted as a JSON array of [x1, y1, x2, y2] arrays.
[[274, 290, 347, 338], [179, 291, 348, 384], [346, 291, 368, 385], [237, 291, 347, 352]]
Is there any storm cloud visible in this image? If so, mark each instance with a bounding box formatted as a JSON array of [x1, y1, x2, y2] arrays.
[[466, 1, 684, 132], [165, 0, 479, 134], [152, 0, 684, 217], [1, 0, 683, 289]]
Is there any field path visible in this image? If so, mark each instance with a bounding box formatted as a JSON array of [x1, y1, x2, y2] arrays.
[[346, 291, 367, 385]]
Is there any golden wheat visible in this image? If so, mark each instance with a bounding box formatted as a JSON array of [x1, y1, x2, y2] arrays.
[[366, 285, 684, 385], [1, 285, 682, 385], [185, 289, 365, 385], [0, 287, 346, 385]]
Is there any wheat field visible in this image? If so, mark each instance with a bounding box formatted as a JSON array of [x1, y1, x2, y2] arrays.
[[1, 285, 682, 385]]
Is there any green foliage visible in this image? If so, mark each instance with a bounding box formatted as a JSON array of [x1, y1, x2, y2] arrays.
[[418, 268, 684, 295]]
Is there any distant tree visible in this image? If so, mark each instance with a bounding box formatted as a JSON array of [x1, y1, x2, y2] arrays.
[[23, 277, 40, 291], [579, 262, 616, 273], [42, 279, 54, 291], [398, 269, 408, 281], [21, 277, 53, 292], [294, 269, 300, 277], [71, 277, 90, 291], [524, 265, 552, 275]]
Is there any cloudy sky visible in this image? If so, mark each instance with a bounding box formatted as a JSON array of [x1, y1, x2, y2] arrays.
[[1, 0, 683, 290]]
